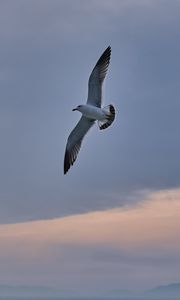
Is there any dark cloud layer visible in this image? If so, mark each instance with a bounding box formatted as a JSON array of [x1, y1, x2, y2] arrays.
[[0, 0, 180, 223]]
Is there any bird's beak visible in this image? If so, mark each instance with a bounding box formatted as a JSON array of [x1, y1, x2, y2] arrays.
[[72, 108, 77, 111]]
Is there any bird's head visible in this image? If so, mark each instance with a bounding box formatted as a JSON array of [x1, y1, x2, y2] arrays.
[[72, 105, 83, 112]]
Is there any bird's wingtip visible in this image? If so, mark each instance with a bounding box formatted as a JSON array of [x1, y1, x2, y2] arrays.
[[107, 45, 111, 51], [64, 150, 70, 175]]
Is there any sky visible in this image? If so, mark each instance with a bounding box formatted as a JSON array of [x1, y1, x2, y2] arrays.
[[0, 0, 180, 295]]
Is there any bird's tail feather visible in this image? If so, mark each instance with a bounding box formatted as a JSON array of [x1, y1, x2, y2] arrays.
[[98, 104, 115, 130]]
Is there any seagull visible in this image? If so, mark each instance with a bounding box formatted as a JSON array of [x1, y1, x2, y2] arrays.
[[64, 46, 115, 174]]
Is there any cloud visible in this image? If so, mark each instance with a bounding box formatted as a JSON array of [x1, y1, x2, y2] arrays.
[[0, 188, 180, 291], [1, 0, 179, 47], [0, 0, 180, 293], [3, 188, 179, 249], [0, 0, 180, 224]]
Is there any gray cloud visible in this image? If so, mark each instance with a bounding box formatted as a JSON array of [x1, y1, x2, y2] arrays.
[[0, 0, 180, 223]]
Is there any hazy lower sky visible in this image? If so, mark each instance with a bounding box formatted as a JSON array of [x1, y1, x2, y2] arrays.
[[0, 0, 180, 294]]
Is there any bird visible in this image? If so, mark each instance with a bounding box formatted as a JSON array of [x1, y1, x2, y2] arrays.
[[64, 46, 115, 174]]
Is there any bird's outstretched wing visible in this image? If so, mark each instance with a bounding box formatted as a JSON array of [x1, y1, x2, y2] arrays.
[[87, 46, 111, 108], [64, 116, 95, 174]]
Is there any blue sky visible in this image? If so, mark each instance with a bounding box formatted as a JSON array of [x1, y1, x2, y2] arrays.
[[0, 0, 180, 294]]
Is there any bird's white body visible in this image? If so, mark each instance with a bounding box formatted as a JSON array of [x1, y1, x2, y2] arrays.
[[77, 105, 107, 120]]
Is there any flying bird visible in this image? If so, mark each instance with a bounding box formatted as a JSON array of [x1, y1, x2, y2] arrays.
[[64, 46, 115, 174]]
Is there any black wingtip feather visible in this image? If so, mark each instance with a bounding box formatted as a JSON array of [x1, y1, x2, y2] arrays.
[[64, 150, 70, 174], [64, 142, 81, 174], [95, 46, 111, 68]]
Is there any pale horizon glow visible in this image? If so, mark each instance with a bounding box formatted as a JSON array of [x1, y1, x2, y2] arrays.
[[1, 188, 180, 248], [0, 188, 180, 291]]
